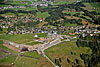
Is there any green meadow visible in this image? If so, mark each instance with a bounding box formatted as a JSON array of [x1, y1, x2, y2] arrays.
[[0, 33, 47, 44], [45, 41, 91, 66]]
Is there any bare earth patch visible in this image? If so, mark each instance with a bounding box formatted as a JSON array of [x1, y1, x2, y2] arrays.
[[37, 57, 54, 67], [65, 16, 79, 20]]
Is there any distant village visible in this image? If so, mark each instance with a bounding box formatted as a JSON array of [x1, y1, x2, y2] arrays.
[[0, 13, 100, 38], [0, 0, 100, 38], [0, 0, 53, 10]]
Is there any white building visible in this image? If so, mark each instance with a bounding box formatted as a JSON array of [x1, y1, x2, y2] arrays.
[[34, 35, 38, 38]]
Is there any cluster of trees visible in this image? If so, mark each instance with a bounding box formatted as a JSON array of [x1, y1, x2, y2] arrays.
[[44, 2, 85, 26], [97, 26, 100, 30], [43, 2, 99, 26], [0, 0, 4, 3], [76, 34, 100, 66], [82, 0, 100, 2], [0, 0, 13, 6], [0, 16, 5, 19], [55, 58, 62, 67], [0, 27, 3, 31], [82, 10, 100, 24], [0, 9, 37, 15], [54, 53, 83, 67]]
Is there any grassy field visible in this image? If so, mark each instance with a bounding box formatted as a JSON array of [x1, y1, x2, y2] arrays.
[[90, 2, 100, 12], [14, 51, 53, 67], [0, 13, 15, 17], [0, 40, 53, 67], [90, 2, 100, 8], [7, 7, 37, 11], [83, 3, 100, 12], [21, 51, 42, 58], [15, 56, 38, 67], [65, 23, 77, 27], [53, 0, 77, 5], [36, 12, 50, 19], [25, 41, 43, 46], [14, 56, 53, 67], [0, 33, 47, 44], [11, 1, 25, 6], [45, 41, 91, 66], [0, 55, 16, 64], [0, 4, 9, 7], [83, 3, 93, 10]]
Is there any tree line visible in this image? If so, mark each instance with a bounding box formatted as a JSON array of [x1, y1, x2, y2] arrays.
[[76, 34, 100, 66]]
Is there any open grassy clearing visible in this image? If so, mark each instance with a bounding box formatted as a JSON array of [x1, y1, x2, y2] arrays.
[[14, 56, 38, 67], [25, 41, 43, 46], [36, 12, 50, 19], [65, 23, 77, 27], [0, 4, 9, 7], [0, 55, 16, 64], [0, 52, 6, 55], [90, 2, 100, 8], [83, 3, 100, 12], [14, 56, 53, 67], [53, 0, 77, 5], [45, 41, 91, 66], [7, 7, 37, 11], [0, 63, 11, 67], [18, 13, 27, 16], [35, 12, 50, 28], [0, 13, 15, 17], [0, 33, 47, 44], [0, 34, 34, 44], [0, 40, 53, 67], [11, 1, 25, 6], [0, 12, 28, 17], [21, 51, 42, 58], [14, 51, 53, 67], [83, 3, 94, 11], [90, 2, 100, 12]]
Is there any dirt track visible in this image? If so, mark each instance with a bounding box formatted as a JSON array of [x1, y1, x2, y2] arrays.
[[3, 41, 20, 52]]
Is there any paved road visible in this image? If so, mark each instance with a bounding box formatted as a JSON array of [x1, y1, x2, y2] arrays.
[[39, 36, 62, 67], [42, 38, 61, 51]]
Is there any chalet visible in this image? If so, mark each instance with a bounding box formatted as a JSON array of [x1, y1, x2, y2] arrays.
[[82, 33, 87, 37], [39, 37, 47, 42], [9, 31, 13, 35], [39, 18, 43, 22], [90, 34, 93, 36], [69, 33, 75, 35], [41, 31, 44, 33]]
